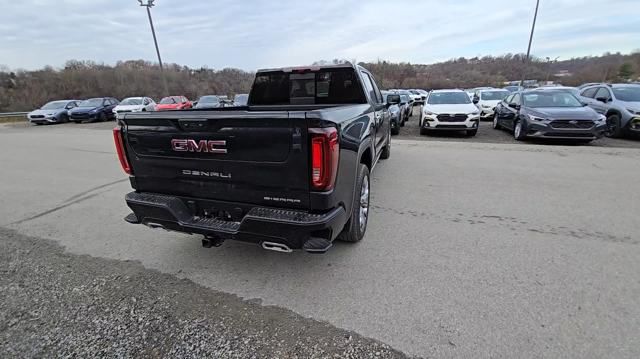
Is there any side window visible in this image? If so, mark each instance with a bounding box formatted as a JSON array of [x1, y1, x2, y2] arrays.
[[368, 74, 383, 104], [360, 72, 378, 103], [594, 87, 611, 100], [581, 87, 598, 98], [505, 94, 514, 103], [512, 94, 521, 105]]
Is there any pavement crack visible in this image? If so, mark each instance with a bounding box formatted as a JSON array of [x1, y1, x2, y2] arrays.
[[63, 178, 127, 202], [9, 192, 105, 225]]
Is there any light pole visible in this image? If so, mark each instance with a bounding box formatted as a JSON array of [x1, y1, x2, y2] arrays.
[[545, 56, 559, 82], [520, 0, 540, 88], [138, 0, 169, 96]]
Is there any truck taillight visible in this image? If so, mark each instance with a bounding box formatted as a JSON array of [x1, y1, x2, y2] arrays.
[[113, 127, 132, 175], [309, 127, 339, 191]]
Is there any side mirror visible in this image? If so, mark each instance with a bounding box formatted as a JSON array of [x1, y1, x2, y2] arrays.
[[508, 103, 520, 110], [595, 97, 609, 103], [387, 94, 400, 105], [582, 102, 589, 107], [472, 97, 479, 104]]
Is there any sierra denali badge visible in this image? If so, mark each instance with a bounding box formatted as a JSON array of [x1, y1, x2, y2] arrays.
[[181, 170, 231, 179], [171, 139, 227, 154]]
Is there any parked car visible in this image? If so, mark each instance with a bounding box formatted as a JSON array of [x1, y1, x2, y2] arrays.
[[420, 89, 480, 136], [579, 84, 640, 138], [408, 90, 424, 104], [27, 100, 80, 125], [194, 95, 222, 109], [156, 96, 192, 111], [394, 90, 415, 107], [233, 94, 249, 106], [577, 82, 601, 90], [536, 86, 580, 98], [398, 93, 412, 122], [503, 86, 524, 93], [493, 90, 607, 142], [70, 97, 119, 123], [113, 97, 156, 115], [115, 63, 393, 253], [472, 89, 511, 120], [382, 91, 403, 134]]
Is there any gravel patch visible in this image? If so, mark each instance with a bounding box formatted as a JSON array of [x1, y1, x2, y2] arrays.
[[0, 228, 410, 358]]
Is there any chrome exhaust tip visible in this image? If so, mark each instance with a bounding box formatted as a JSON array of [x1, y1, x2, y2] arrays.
[[261, 241, 293, 253]]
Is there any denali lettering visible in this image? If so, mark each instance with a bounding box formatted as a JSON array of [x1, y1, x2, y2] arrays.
[[171, 139, 227, 154], [263, 196, 302, 204], [182, 170, 231, 179]]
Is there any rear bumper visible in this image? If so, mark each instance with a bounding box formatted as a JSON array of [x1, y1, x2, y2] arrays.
[[124, 192, 347, 250]]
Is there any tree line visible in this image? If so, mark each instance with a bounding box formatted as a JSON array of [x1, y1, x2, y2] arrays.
[[1, 52, 638, 112]]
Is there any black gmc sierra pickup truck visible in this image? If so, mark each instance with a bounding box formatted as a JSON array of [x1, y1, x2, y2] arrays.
[[114, 63, 397, 253]]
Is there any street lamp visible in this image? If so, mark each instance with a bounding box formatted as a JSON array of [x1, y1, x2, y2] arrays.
[[545, 56, 559, 82], [520, 0, 541, 88], [138, 0, 169, 96]]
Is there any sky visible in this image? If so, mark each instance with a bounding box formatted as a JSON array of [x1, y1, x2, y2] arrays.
[[0, 0, 638, 71]]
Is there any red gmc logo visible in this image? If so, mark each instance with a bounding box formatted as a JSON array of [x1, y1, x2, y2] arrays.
[[171, 139, 227, 154]]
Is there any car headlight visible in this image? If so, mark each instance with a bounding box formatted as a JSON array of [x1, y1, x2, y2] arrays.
[[528, 115, 546, 122], [481, 105, 491, 108], [423, 110, 436, 116], [89, 108, 98, 113], [470, 111, 480, 116], [627, 108, 640, 115], [596, 114, 606, 122]]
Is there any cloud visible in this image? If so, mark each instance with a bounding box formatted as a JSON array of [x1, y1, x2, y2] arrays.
[[0, 0, 638, 70]]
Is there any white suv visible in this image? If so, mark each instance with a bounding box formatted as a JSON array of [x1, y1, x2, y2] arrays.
[[472, 89, 511, 120], [420, 89, 481, 136]]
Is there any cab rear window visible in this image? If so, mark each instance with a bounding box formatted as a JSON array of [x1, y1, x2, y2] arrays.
[[249, 68, 366, 105]]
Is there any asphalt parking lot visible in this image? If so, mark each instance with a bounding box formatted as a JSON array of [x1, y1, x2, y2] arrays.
[[1, 118, 639, 358]]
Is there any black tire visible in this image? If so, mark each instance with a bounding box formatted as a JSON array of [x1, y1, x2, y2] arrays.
[[73, 120, 81, 124], [99, 112, 107, 122], [466, 129, 478, 137], [380, 130, 391, 160], [492, 113, 501, 130], [337, 164, 370, 243], [391, 124, 399, 135], [419, 120, 429, 135], [514, 119, 526, 141], [605, 114, 623, 138], [400, 118, 405, 127]]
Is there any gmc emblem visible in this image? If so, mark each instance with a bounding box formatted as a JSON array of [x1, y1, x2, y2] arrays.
[[171, 139, 227, 154]]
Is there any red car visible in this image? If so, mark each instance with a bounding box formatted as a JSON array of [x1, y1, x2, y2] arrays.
[[156, 96, 192, 111]]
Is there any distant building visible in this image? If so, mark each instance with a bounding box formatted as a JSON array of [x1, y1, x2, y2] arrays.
[[554, 70, 572, 77]]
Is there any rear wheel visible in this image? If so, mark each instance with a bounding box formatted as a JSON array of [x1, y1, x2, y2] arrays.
[[337, 164, 370, 243], [605, 114, 623, 138], [99, 112, 107, 122]]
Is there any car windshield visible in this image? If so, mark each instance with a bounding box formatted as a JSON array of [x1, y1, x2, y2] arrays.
[[612, 87, 640, 102], [523, 92, 582, 108], [40, 101, 68, 110], [160, 97, 177, 104], [481, 91, 509, 101], [79, 98, 103, 107], [120, 98, 143, 105], [427, 92, 471, 105], [198, 96, 219, 103], [234, 94, 248, 105]]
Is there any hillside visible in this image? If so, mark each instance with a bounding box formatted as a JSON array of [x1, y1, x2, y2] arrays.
[[1, 52, 639, 112]]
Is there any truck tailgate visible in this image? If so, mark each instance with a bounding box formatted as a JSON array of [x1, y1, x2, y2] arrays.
[[121, 111, 310, 209]]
